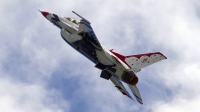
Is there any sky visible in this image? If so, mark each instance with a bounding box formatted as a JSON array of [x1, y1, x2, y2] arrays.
[[0, 0, 200, 112]]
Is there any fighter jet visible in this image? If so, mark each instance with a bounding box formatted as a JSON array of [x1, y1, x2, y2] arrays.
[[40, 10, 167, 104]]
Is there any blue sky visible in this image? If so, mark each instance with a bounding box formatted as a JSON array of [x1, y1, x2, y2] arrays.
[[0, 0, 200, 112]]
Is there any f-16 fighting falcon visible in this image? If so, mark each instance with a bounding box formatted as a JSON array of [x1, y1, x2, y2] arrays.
[[40, 10, 167, 104]]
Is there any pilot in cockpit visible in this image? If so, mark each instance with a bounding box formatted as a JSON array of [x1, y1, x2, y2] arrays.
[[65, 17, 79, 25]]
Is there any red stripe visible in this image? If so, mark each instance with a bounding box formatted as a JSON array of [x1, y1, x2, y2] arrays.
[[110, 50, 131, 68], [126, 52, 167, 59], [110, 50, 167, 69]]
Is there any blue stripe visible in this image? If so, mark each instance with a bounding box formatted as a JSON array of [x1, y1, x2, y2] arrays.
[[80, 20, 92, 29], [52, 22, 62, 29], [84, 22, 92, 29], [133, 93, 142, 101]]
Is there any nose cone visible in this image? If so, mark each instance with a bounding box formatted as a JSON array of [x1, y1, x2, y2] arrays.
[[40, 10, 49, 17]]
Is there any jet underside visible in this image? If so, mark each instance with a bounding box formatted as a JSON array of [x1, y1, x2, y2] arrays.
[[61, 25, 117, 72]]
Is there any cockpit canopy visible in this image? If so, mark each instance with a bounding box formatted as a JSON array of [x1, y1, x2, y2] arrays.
[[65, 17, 79, 25]]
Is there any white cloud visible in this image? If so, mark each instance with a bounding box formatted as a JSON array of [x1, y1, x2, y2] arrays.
[[1, 0, 200, 112], [0, 78, 70, 112]]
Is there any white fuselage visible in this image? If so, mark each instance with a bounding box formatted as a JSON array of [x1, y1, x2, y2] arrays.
[[45, 13, 131, 80]]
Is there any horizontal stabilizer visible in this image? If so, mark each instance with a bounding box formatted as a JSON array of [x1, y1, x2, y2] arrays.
[[110, 75, 133, 100], [128, 84, 143, 104]]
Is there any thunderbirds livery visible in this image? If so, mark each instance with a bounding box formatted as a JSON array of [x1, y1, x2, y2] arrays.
[[40, 11, 167, 104]]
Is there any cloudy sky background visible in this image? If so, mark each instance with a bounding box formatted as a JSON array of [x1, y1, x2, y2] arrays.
[[0, 0, 200, 112]]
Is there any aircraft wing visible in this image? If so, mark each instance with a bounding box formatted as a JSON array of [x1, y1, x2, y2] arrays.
[[73, 11, 102, 50], [125, 52, 167, 72], [62, 11, 104, 64], [111, 51, 167, 72], [110, 75, 133, 100], [127, 84, 143, 104]]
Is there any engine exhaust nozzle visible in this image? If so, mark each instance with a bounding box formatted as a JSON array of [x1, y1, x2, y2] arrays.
[[121, 70, 138, 85]]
